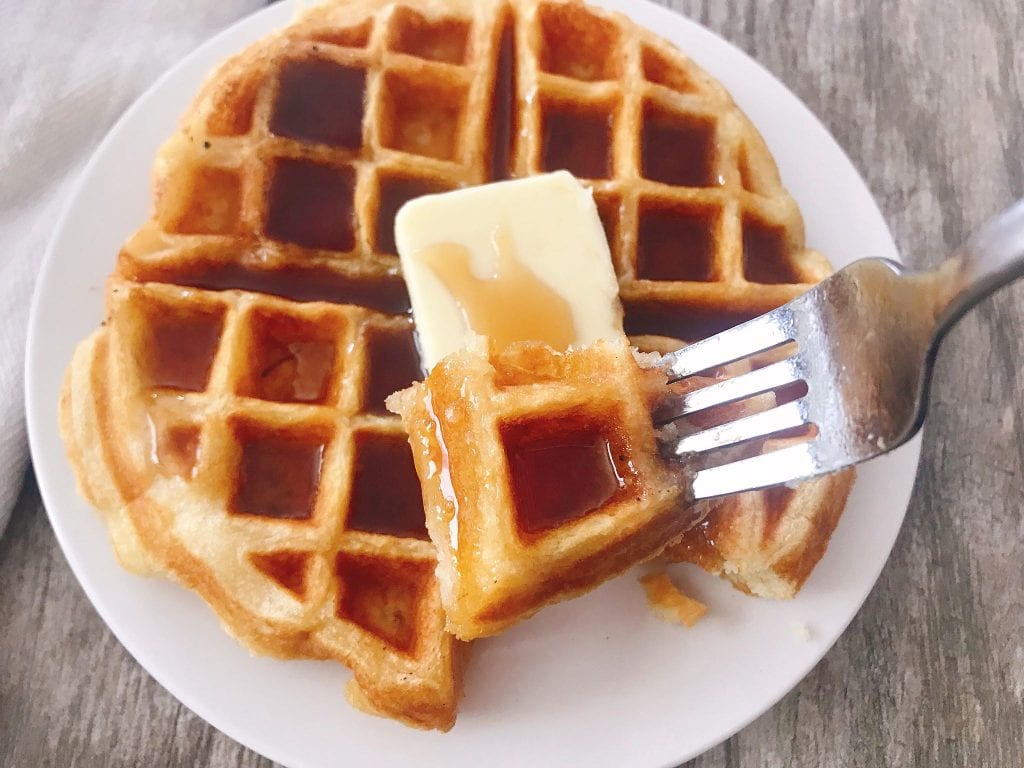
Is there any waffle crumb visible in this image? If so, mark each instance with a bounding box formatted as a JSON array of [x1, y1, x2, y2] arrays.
[[631, 347, 667, 370], [640, 572, 707, 628], [791, 621, 812, 642]]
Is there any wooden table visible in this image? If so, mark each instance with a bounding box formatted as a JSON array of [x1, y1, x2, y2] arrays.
[[2, 1, 1022, 765]]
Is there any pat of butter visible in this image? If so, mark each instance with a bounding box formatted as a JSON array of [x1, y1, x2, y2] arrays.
[[395, 170, 623, 370]]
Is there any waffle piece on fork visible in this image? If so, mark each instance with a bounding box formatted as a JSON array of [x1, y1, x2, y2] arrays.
[[389, 337, 712, 639]]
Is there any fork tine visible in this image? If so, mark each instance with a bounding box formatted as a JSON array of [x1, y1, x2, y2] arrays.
[[665, 357, 802, 421], [690, 442, 820, 499], [661, 311, 792, 380], [670, 400, 807, 456]]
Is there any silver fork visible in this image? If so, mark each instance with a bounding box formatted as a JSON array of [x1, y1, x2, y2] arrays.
[[662, 199, 1024, 500]]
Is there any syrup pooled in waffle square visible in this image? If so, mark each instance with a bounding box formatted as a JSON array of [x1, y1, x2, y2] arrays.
[[60, 0, 851, 731], [389, 337, 706, 640]]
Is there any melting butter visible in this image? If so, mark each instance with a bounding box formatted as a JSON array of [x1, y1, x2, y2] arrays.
[[394, 171, 624, 370], [417, 226, 577, 352]]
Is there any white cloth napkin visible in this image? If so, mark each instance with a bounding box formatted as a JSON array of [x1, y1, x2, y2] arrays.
[[0, 0, 263, 536]]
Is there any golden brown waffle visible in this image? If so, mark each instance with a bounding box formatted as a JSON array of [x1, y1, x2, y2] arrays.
[[119, 0, 833, 314], [663, 438, 855, 599], [638, 335, 856, 599], [62, 280, 463, 730], [389, 338, 703, 639], [639, 572, 707, 628], [60, 0, 850, 729]]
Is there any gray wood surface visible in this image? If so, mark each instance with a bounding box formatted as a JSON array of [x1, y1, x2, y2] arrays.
[[2, 0, 1023, 765]]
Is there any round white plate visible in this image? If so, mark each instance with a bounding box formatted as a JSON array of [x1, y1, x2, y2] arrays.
[[26, 1, 919, 766]]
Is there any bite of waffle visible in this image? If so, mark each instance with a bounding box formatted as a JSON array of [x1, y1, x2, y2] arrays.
[[59, 0, 853, 731], [390, 337, 707, 640]]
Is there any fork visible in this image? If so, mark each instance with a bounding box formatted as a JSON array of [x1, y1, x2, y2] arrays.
[[662, 199, 1024, 500]]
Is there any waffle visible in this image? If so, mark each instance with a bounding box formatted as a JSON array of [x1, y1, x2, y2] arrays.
[[59, 0, 849, 729], [61, 280, 463, 730], [639, 572, 707, 628], [640, 334, 855, 598], [663, 438, 856, 599], [389, 337, 710, 639]]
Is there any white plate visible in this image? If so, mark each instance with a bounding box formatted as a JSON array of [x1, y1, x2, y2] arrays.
[[25, 1, 919, 766]]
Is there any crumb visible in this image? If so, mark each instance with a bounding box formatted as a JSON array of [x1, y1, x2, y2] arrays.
[[630, 347, 667, 370], [791, 621, 811, 642], [657, 420, 681, 441], [639, 572, 707, 628], [384, 386, 414, 416]]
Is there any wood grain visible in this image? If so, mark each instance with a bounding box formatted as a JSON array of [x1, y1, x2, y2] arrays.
[[2, 0, 1022, 765]]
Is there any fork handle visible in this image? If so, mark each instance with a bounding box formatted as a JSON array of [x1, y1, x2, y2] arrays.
[[937, 198, 1024, 334]]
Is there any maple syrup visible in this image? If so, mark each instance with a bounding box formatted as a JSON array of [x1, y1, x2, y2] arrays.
[[250, 551, 309, 597], [231, 424, 326, 520], [127, 260, 412, 314], [541, 101, 612, 179], [774, 379, 809, 408], [488, 18, 516, 181], [363, 323, 424, 413], [743, 217, 801, 284], [502, 412, 635, 536], [641, 103, 717, 187], [423, 390, 459, 549], [375, 176, 453, 256], [146, 415, 201, 478], [636, 204, 717, 281], [347, 431, 429, 539], [418, 227, 577, 352], [762, 486, 796, 539], [624, 298, 759, 342], [593, 192, 621, 256], [269, 58, 365, 150], [142, 304, 224, 392], [264, 158, 356, 251], [335, 553, 431, 654], [242, 311, 339, 404]]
